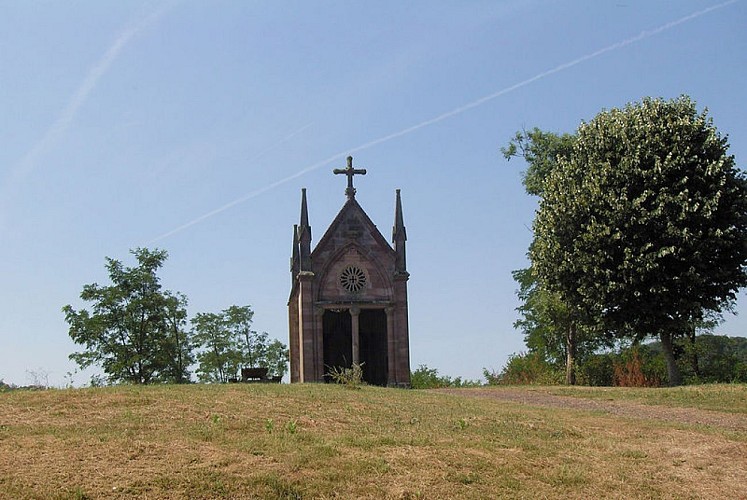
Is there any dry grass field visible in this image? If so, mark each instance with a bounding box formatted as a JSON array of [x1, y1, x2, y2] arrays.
[[1, 383, 745, 499]]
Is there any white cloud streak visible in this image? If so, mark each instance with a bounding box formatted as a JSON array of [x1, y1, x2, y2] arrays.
[[145, 0, 734, 242], [3, 3, 174, 199], [246, 122, 315, 164]]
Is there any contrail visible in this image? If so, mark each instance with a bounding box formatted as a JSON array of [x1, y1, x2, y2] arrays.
[[147, 148, 349, 243], [246, 122, 314, 164], [149, 0, 737, 243], [2, 3, 175, 200]]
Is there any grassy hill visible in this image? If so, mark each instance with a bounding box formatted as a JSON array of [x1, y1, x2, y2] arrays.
[[1, 384, 745, 499]]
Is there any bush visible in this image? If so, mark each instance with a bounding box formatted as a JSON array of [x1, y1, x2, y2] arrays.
[[646, 334, 747, 384], [496, 334, 747, 387], [486, 352, 563, 385], [576, 346, 664, 387], [0, 380, 47, 392], [326, 363, 365, 389], [735, 362, 747, 383], [577, 354, 615, 386], [685, 335, 747, 383], [410, 365, 481, 389], [612, 348, 662, 387], [410, 365, 444, 389]]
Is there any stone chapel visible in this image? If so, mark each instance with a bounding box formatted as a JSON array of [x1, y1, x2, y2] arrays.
[[288, 157, 411, 387]]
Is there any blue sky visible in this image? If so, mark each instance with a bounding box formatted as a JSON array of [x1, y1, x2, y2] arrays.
[[1, 1, 746, 386]]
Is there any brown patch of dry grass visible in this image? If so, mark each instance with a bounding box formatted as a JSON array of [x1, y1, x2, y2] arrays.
[[0, 384, 745, 498], [541, 383, 747, 414]]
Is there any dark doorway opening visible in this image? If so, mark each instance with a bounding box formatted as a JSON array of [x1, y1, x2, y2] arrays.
[[359, 309, 388, 386], [323, 310, 352, 382]]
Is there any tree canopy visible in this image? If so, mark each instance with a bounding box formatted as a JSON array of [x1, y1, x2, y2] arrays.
[[530, 95, 747, 385], [504, 128, 605, 384], [192, 305, 289, 383], [64, 248, 289, 385], [502, 127, 576, 197], [63, 248, 193, 384]]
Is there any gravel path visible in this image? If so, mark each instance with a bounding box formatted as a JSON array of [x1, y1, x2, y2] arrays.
[[434, 388, 747, 432]]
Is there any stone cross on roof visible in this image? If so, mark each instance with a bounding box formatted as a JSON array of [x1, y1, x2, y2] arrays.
[[333, 156, 367, 199]]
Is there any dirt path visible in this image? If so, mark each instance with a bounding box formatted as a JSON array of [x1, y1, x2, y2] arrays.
[[435, 388, 747, 432]]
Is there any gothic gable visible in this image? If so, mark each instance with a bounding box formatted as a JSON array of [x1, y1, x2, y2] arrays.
[[311, 199, 396, 303], [316, 244, 394, 302]]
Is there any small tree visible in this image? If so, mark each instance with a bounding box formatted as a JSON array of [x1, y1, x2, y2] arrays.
[[159, 292, 194, 383], [63, 248, 192, 384], [261, 337, 290, 379], [192, 305, 289, 382], [191, 312, 241, 383], [504, 128, 608, 384]]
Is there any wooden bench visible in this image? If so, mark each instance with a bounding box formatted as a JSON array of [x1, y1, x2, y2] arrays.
[[241, 367, 268, 382], [236, 367, 282, 383]]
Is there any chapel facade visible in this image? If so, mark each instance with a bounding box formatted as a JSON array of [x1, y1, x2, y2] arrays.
[[288, 157, 411, 387]]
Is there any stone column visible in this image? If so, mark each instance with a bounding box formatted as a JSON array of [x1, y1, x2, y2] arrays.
[[313, 307, 325, 381], [350, 306, 360, 365], [297, 271, 315, 382], [288, 294, 300, 383], [393, 271, 411, 387], [385, 306, 396, 386]]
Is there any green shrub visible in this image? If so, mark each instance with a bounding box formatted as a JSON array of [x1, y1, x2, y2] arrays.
[[486, 352, 563, 385], [612, 348, 662, 387], [410, 365, 481, 389], [576, 346, 665, 387], [326, 363, 365, 389], [577, 354, 615, 386], [686, 335, 747, 383]]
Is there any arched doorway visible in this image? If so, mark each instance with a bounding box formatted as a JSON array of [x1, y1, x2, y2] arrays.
[[322, 308, 388, 386], [322, 310, 352, 381], [359, 309, 388, 386]]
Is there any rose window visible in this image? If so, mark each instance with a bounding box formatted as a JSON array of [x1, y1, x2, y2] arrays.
[[339, 266, 367, 292]]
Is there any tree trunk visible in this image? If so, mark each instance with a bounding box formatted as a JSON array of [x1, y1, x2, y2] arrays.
[[659, 331, 682, 386], [565, 322, 577, 385], [688, 326, 700, 378]]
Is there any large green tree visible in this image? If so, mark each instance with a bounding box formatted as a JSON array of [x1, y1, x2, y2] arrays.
[[531, 96, 747, 385], [63, 248, 193, 384]]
